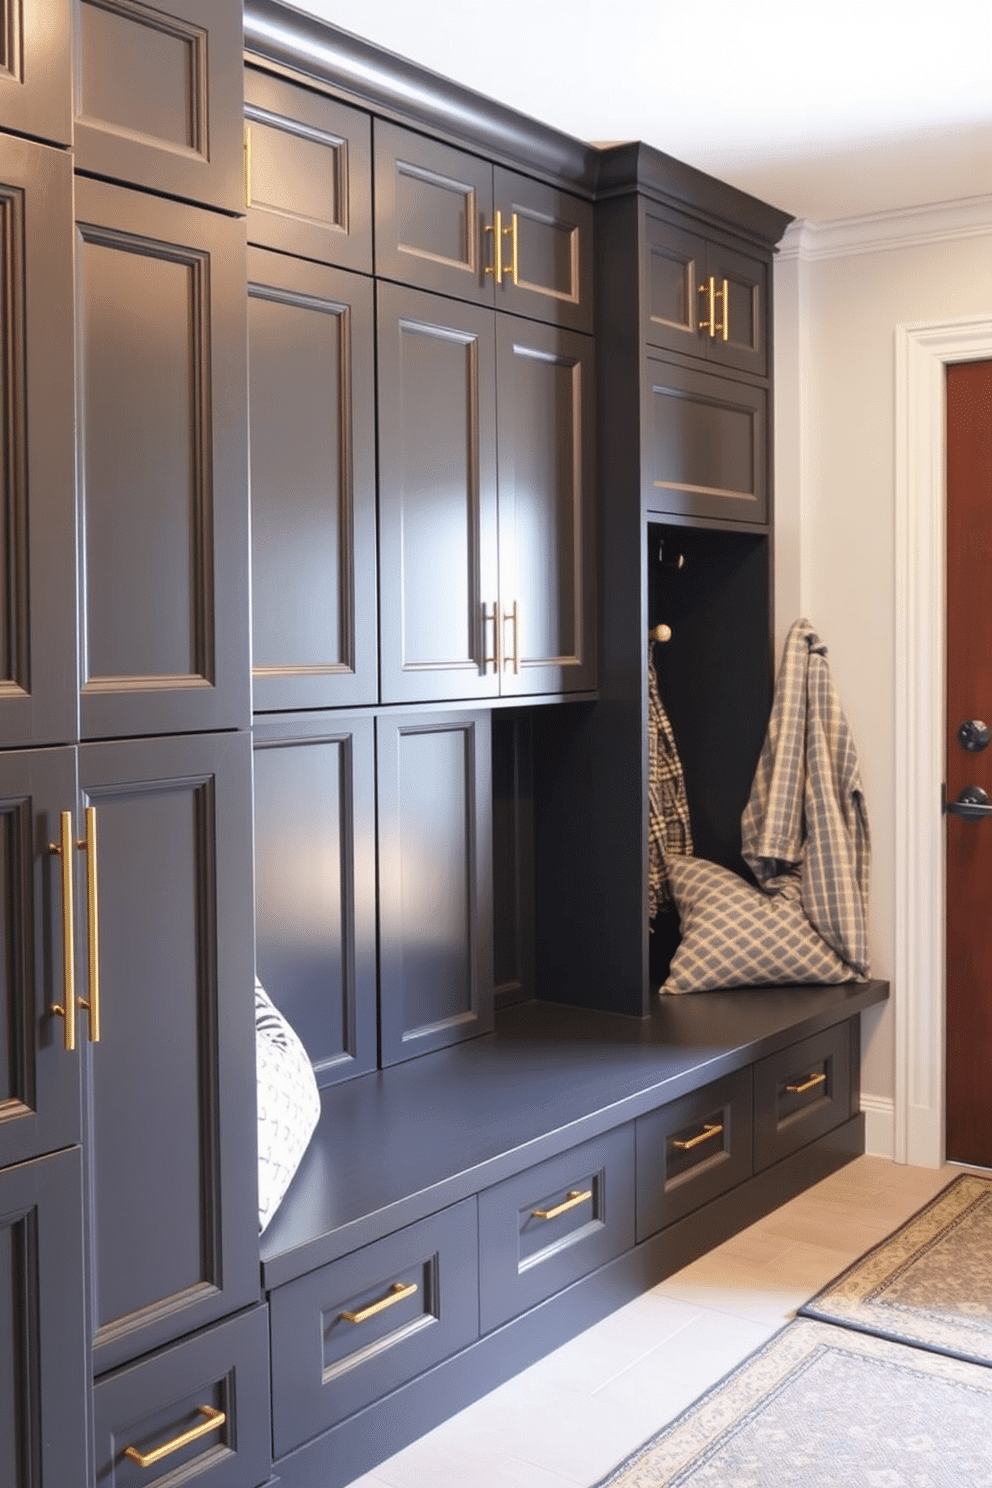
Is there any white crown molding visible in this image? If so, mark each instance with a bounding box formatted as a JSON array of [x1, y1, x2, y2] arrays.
[[777, 194, 992, 263]]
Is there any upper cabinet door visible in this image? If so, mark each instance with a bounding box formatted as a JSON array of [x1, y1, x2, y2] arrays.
[[0, 0, 72, 146], [0, 137, 76, 752], [0, 747, 81, 1174], [74, 176, 250, 740], [496, 316, 596, 696], [377, 281, 499, 704], [245, 66, 372, 274], [704, 238, 768, 378], [492, 168, 593, 334], [73, 0, 244, 212], [248, 248, 377, 711], [374, 120, 494, 306]]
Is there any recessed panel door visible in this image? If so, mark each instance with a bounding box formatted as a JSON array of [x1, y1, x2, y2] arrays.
[[493, 168, 593, 334], [704, 240, 767, 378], [0, 0, 71, 146], [643, 208, 708, 360], [377, 282, 499, 703], [79, 731, 258, 1376], [75, 178, 250, 740]]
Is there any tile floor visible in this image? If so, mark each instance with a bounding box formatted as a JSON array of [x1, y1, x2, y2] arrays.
[[348, 1156, 982, 1488]]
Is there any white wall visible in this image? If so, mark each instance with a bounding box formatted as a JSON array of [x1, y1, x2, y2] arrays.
[[775, 206, 992, 1153]]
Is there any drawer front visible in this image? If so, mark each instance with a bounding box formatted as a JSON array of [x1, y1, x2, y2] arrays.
[[93, 1305, 271, 1488], [636, 1068, 752, 1241], [478, 1126, 635, 1334], [753, 1023, 852, 1172], [269, 1198, 478, 1456]]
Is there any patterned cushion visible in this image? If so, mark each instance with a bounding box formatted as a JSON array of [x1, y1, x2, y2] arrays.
[[255, 977, 321, 1233], [661, 857, 859, 994]]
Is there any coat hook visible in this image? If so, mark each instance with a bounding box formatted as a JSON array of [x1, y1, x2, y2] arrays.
[[658, 540, 685, 570], [648, 623, 672, 643]]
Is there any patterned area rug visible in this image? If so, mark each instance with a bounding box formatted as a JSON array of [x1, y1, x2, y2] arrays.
[[594, 1317, 992, 1487], [800, 1172, 992, 1365]]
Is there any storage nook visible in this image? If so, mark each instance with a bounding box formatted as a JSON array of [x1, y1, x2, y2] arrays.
[[0, 5, 887, 1488]]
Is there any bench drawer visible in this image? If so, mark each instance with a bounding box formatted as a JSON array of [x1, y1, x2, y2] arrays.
[[753, 1022, 852, 1172], [636, 1068, 752, 1240], [93, 1305, 271, 1488], [269, 1198, 478, 1455], [478, 1125, 635, 1334]]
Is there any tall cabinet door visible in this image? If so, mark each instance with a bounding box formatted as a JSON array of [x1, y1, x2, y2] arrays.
[[0, 749, 80, 1172], [79, 731, 258, 1377], [0, 137, 76, 751], [248, 249, 378, 711], [377, 282, 499, 704], [74, 177, 250, 741], [496, 316, 596, 696]]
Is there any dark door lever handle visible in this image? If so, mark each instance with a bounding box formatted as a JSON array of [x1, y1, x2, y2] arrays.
[[945, 785, 992, 821]]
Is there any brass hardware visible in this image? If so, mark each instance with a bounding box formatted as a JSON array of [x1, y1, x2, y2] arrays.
[[49, 811, 76, 1053], [648, 624, 672, 643], [485, 209, 504, 282], [483, 601, 502, 673], [124, 1405, 226, 1467], [502, 212, 519, 286], [716, 278, 729, 341], [342, 1280, 418, 1325], [503, 600, 520, 674], [532, 1188, 592, 1221], [698, 277, 716, 337], [78, 806, 100, 1044], [671, 1122, 723, 1151], [243, 124, 251, 208], [785, 1071, 827, 1095]]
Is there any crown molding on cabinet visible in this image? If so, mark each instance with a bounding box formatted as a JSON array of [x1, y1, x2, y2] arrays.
[[779, 194, 992, 262]]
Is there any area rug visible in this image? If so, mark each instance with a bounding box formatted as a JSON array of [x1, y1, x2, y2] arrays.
[[799, 1171, 992, 1366], [594, 1317, 992, 1487]]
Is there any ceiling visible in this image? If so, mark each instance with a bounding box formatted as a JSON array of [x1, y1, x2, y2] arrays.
[[296, 0, 992, 223]]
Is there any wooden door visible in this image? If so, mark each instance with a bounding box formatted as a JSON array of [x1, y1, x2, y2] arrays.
[[0, 749, 80, 1172], [376, 282, 499, 703], [248, 248, 378, 711], [704, 240, 767, 378], [0, 137, 76, 751], [74, 177, 250, 741], [79, 732, 259, 1376], [495, 315, 596, 696], [492, 168, 593, 334], [642, 206, 709, 361], [0, 0, 71, 146], [945, 358, 992, 1167], [0, 1148, 88, 1488]]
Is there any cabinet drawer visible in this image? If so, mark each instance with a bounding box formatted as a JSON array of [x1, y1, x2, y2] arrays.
[[93, 1306, 271, 1488], [636, 1068, 752, 1240], [753, 1023, 852, 1172], [478, 1126, 635, 1333], [269, 1198, 478, 1456]]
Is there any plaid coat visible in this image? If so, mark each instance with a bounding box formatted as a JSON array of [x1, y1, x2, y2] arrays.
[[648, 642, 693, 917], [741, 618, 871, 977]]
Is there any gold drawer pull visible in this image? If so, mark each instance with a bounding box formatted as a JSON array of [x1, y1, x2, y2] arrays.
[[531, 1188, 592, 1221], [124, 1405, 225, 1467], [341, 1280, 418, 1325], [49, 810, 77, 1052], [671, 1122, 723, 1151], [786, 1071, 827, 1095]]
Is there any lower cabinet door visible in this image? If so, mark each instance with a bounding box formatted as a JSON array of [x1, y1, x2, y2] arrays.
[[93, 1306, 271, 1488], [478, 1126, 635, 1334], [268, 1198, 479, 1456], [753, 1023, 852, 1172], [636, 1068, 753, 1240], [0, 1147, 88, 1488]]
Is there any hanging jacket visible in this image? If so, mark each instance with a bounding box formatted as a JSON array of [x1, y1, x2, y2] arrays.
[[648, 640, 693, 918]]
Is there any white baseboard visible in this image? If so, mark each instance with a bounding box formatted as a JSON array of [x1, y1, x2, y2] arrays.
[[861, 1095, 896, 1159]]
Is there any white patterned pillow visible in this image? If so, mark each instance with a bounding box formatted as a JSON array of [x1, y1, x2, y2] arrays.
[[661, 857, 858, 994], [255, 977, 321, 1233]]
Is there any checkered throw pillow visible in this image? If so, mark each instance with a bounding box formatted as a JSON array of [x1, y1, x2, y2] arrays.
[[661, 857, 859, 994]]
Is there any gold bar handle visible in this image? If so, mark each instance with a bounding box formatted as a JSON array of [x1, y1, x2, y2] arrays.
[[785, 1071, 827, 1095], [243, 124, 251, 208], [502, 211, 519, 286], [124, 1405, 226, 1468], [698, 276, 716, 336], [77, 806, 100, 1043], [503, 600, 520, 674], [717, 277, 729, 341], [342, 1280, 418, 1325], [484, 209, 504, 283], [532, 1188, 592, 1221], [49, 810, 76, 1053], [483, 601, 502, 673], [671, 1121, 723, 1151]]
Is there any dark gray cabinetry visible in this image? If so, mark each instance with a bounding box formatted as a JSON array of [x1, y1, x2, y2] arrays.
[[0, 136, 76, 752], [0, 1147, 87, 1488], [244, 65, 372, 273], [635, 1068, 753, 1239], [72, 0, 245, 212], [0, 0, 71, 147], [377, 710, 493, 1065], [253, 715, 378, 1087], [79, 731, 259, 1377], [74, 175, 250, 742], [248, 248, 377, 712], [374, 121, 593, 332]]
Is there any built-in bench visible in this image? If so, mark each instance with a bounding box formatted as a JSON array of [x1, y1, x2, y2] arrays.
[[261, 980, 888, 1488]]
